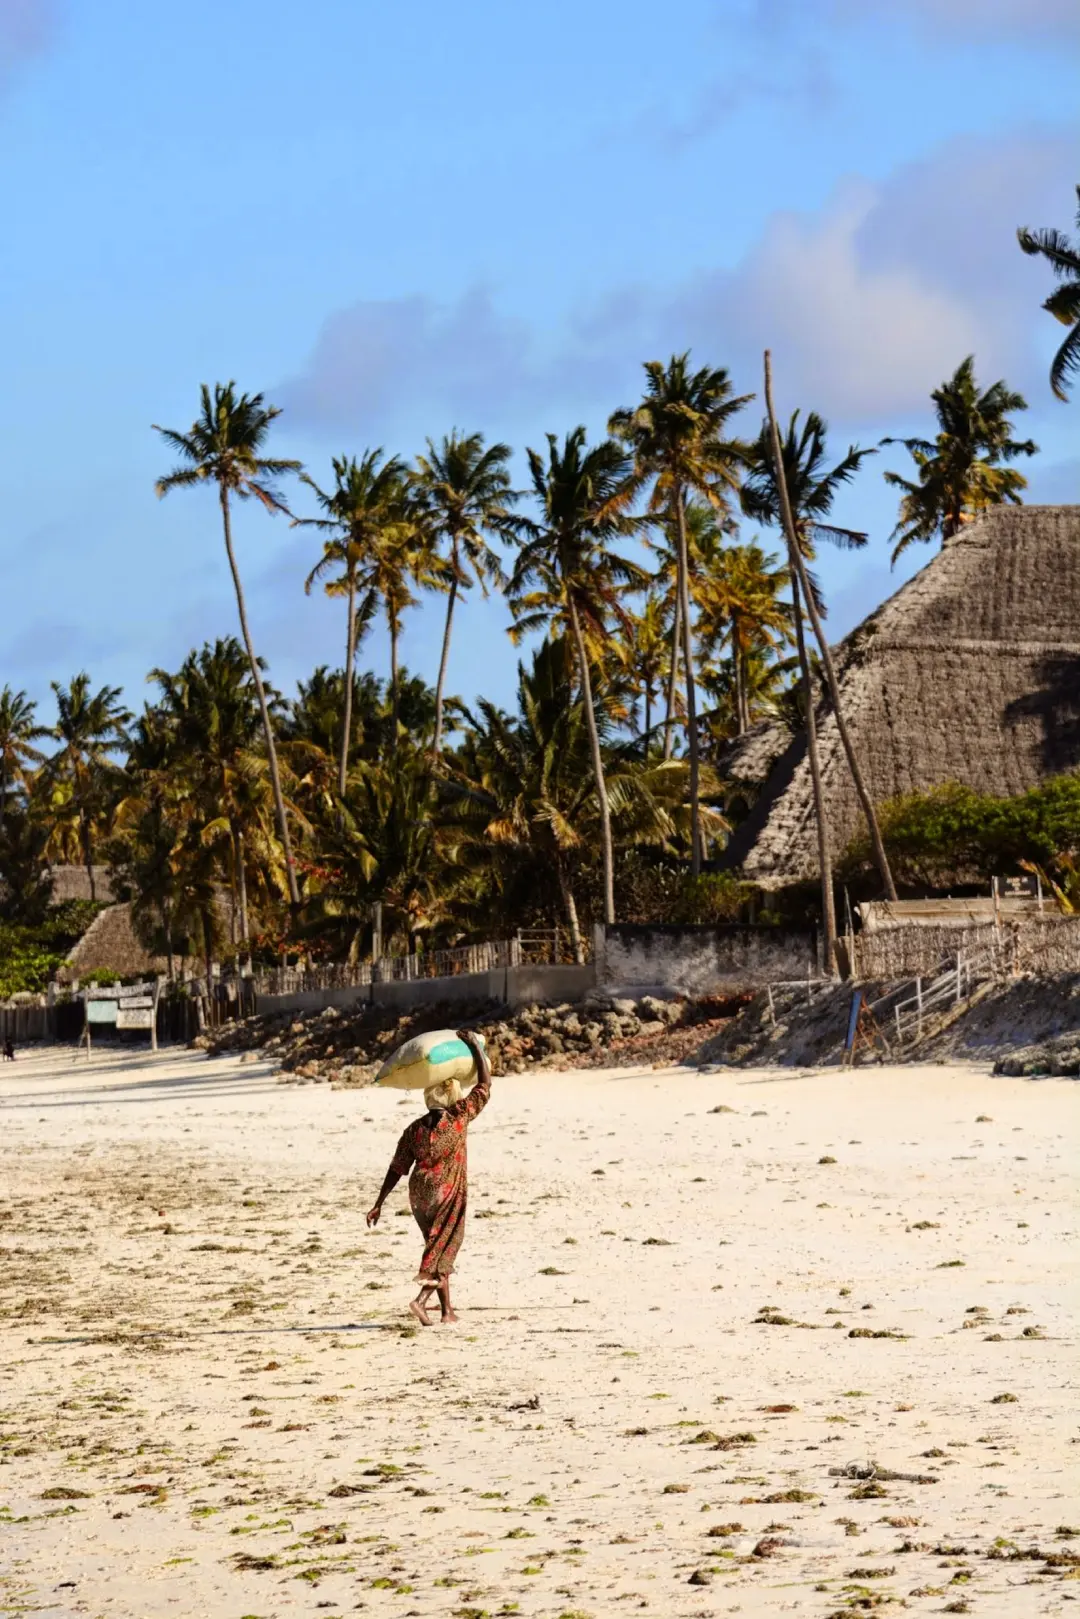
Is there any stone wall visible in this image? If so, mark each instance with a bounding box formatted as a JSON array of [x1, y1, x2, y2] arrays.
[[596, 923, 819, 997], [852, 916, 1080, 982], [254, 962, 595, 1019]]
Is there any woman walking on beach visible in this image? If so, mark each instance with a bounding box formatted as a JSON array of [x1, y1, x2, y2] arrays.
[[366, 1030, 492, 1325]]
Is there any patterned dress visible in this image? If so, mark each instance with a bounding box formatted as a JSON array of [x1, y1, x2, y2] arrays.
[[389, 1072, 491, 1280]]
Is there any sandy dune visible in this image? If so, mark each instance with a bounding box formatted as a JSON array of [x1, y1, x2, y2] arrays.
[[0, 1046, 1076, 1617]]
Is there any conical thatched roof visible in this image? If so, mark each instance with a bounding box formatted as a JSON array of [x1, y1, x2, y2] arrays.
[[722, 505, 1080, 889]]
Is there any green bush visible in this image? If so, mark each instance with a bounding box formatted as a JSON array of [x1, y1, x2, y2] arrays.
[[840, 776, 1080, 889], [0, 901, 105, 998]]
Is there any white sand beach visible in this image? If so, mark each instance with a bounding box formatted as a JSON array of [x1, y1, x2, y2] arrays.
[[0, 1047, 1076, 1617]]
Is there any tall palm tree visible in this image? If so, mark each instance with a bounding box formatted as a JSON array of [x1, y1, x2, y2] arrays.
[[153, 382, 304, 907], [881, 357, 1037, 565], [610, 354, 752, 872], [0, 687, 48, 829], [48, 673, 130, 899], [761, 356, 898, 945], [413, 432, 517, 754], [295, 451, 406, 795], [508, 428, 645, 925], [1018, 184, 1080, 402]]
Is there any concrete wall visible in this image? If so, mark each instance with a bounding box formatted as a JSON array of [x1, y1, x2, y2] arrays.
[[255, 963, 595, 1019], [597, 923, 819, 996]]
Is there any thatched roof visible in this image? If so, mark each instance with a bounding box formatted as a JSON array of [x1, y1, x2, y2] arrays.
[[722, 506, 1080, 889], [60, 904, 168, 981], [47, 865, 117, 904]]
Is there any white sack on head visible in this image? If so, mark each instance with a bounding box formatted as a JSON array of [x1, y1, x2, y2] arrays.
[[375, 1029, 485, 1092]]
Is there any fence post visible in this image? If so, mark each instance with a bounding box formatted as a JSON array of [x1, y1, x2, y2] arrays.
[[895, 1005, 902, 1046], [955, 950, 963, 1005], [916, 976, 923, 1040]]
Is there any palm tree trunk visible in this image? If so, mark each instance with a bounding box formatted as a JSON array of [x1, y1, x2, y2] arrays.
[[219, 485, 300, 909], [339, 569, 357, 799], [389, 616, 401, 755], [236, 828, 250, 956], [162, 897, 175, 983], [731, 614, 745, 736], [555, 856, 585, 964], [764, 352, 898, 905], [643, 682, 652, 762], [674, 491, 702, 873], [791, 579, 837, 972], [662, 588, 682, 761], [82, 813, 96, 902], [433, 562, 459, 756], [568, 598, 615, 926]]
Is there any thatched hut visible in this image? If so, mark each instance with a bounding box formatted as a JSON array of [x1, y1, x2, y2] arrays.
[[721, 505, 1080, 889]]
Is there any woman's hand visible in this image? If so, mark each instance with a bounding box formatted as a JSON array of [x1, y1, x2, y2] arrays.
[[457, 1028, 491, 1077], [365, 1204, 382, 1228]]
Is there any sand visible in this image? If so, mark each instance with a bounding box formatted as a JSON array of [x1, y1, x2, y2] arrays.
[[0, 1046, 1076, 1618]]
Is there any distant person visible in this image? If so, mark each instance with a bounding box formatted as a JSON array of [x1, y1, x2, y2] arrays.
[[366, 1029, 492, 1326], [2, 1037, 13, 1062]]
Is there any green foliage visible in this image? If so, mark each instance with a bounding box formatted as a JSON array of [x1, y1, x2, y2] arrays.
[[0, 900, 103, 997], [607, 853, 751, 925], [840, 777, 1080, 889]]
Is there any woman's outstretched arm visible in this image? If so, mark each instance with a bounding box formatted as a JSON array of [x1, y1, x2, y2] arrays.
[[366, 1132, 415, 1226]]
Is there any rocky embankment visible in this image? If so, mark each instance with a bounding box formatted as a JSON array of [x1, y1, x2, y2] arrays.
[[197, 991, 752, 1084]]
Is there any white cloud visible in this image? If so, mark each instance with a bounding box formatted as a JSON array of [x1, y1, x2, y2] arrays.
[[665, 127, 1077, 422], [843, 0, 1080, 38], [0, 0, 57, 91], [281, 128, 1077, 442]]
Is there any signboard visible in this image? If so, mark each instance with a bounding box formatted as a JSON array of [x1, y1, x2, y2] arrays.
[[999, 874, 1039, 898], [87, 1000, 118, 1025], [116, 1008, 154, 1030], [118, 996, 153, 1010]]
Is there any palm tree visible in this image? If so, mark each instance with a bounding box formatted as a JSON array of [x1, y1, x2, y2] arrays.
[[295, 451, 405, 794], [615, 591, 672, 759], [882, 357, 1037, 565], [695, 541, 791, 736], [1018, 184, 1080, 402], [448, 637, 725, 960], [48, 673, 130, 899], [0, 687, 48, 829], [508, 428, 645, 925], [149, 639, 279, 959], [413, 432, 517, 754], [761, 356, 898, 948], [153, 381, 304, 907], [610, 354, 752, 872]]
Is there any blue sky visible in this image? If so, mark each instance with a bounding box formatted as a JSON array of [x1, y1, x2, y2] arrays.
[[0, 0, 1077, 727]]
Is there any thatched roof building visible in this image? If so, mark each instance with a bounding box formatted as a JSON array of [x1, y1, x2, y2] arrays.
[[47, 865, 117, 904], [59, 905, 168, 982], [722, 505, 1080, 889]]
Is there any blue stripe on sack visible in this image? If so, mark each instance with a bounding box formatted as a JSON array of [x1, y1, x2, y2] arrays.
[[426, 1038, 469, 1067]]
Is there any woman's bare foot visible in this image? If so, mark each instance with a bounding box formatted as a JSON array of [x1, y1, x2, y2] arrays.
[[438, 1307, 459, 1324], [408, 1297, 432, 1326]]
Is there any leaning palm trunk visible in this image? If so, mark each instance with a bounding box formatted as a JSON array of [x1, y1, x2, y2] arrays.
[[555, 856, 585, 964], [764, 351, 898, 906], [340, 569, 358, 799], [432, 563, 459, 756], [219, 487, 301, 909], [568, 598, 615, 926], [674, 492, 703, 872], [791, 579, 837, 972], [662, 588, 682, 761]]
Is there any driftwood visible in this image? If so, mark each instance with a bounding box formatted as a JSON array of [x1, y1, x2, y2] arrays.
[[829, 1461, 940, 1485]]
